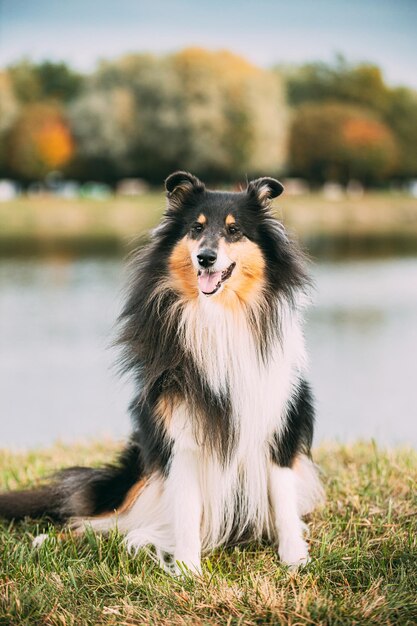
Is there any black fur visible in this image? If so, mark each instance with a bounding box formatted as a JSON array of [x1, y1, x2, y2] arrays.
[[0, 485, 64, 521], [63, 441, 146, 516], [247, 176, 284, 200], [270, 379, 315, 468]]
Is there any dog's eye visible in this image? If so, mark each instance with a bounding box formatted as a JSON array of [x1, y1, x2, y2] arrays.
[[191, 223, 204, 234], [227, 224, 239, 236]]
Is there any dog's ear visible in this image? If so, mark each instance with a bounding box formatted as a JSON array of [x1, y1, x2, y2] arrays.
[[165, 171, 205, 199], [247, 177, 284, 205]]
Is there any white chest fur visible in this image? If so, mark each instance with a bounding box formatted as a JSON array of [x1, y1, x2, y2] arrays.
[[168, 295, 308, 549]]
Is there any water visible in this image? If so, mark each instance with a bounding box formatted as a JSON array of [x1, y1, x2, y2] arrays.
[[0, 257, 416, 449]]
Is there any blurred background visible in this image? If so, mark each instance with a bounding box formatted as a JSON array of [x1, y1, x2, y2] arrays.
[[0, 0, 416, 448]]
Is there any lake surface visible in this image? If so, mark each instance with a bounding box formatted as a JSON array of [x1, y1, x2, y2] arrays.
[[1, 256, 416, 449]]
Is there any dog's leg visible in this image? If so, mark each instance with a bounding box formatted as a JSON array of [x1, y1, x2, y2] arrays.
[[165, 449, 202, 575], [269, 463, 309, 568]]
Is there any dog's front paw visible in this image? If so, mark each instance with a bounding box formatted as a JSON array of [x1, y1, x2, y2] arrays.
[[278, 537, 310, 569], [172, 553, 202, 577], [158, 554, 202, 577], [156, 549, 180, 576], [124, 529, 150, 556]]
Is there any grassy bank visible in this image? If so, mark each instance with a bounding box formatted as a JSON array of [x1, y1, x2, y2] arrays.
[[0, 441, 416, 625], [1, 192, 417, 258]]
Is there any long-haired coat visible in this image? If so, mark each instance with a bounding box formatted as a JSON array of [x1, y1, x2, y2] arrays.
[[0, 172, 324, 574]]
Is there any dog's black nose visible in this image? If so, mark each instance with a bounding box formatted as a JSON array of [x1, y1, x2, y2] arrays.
[[197, 249, 217, 268]]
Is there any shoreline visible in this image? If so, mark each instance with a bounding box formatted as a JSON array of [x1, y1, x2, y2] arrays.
[[1, 192, 417, 259], [1, 231, 417, 259]]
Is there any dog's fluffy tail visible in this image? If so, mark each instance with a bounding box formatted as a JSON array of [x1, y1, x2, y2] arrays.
[[0, 441, 144, 522], [0, 484, 64, 521]]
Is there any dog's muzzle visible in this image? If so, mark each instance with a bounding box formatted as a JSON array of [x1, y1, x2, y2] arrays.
[[197, 263, 236, 295]]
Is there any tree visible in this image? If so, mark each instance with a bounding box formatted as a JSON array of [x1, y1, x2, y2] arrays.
[[8, 60, 83, 103], [7, 103, 74, 181], [286, 57, 390, 114], [285, 57, 417, 181], [170, 48, 287, 180], [0, 71, 19, 175], [289, 103, 398, 185], [7, 60, 42, 103], [69, 54, 185, 182], [69, 48, 288, 183], [385, 87, 417, 179], [69, 86, 136, 180], [34, 61, 84, 102]]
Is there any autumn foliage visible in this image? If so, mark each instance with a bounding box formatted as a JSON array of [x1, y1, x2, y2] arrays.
[[8, 104, 73, 180], [289, 103, 398, 185], [68, 48, 287, 183], [286, 58, 417, 184], [0, 52, 416, 185]]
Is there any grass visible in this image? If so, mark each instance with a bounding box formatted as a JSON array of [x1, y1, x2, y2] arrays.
[[1, 192, 417, 258], [0, 441, 416, 625]]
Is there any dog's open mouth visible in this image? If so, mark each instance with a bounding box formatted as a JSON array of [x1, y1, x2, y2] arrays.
[[197, 263, 236, 296]]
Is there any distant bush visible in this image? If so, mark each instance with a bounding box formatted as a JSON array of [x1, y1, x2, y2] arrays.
[[7, 103, 74, 180], [8, 60, 83, 103], [286, 57, 417, 181], [0, 71, 19, 176], [385, 87, 417, 179], [289, 103, 398, 185]]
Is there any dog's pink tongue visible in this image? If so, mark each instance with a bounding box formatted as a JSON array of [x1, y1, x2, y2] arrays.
[[198, 271, 222, 293]]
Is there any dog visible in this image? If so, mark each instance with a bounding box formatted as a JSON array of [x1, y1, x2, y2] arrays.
[[0, 171, 324, 575]]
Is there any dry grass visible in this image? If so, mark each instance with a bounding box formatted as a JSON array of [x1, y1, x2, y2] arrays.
[[0, 440, 416, 625]]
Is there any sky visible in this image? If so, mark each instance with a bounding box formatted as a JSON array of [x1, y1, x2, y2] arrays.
[[1, 0, 416, 89]]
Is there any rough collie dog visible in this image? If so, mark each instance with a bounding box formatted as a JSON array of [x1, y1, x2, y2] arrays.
[[0, 172, 324, 574]]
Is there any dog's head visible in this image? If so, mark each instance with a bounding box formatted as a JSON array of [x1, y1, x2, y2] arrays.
[[160, 171, 292, 305]]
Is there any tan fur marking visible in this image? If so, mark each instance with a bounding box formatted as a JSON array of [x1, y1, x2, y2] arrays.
[[218, 238, 266, 309], [169, 234, 265, 308], [257, 184, 271, 203], [292, 456, 300, 470], [169, 236, 199, 299], [156, 395, 176, 427], [76, 478, 148, 524], [117, 479, 147, 514], [225, 214, 235, 226], [197, 213, 207, 224]]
